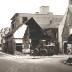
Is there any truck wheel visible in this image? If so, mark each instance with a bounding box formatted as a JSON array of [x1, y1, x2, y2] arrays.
[[40, 49, 47, 56], [34, 48, 39, 56]]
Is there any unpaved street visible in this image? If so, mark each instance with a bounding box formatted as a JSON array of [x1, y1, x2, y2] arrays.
[[0, 52, 72, 72]]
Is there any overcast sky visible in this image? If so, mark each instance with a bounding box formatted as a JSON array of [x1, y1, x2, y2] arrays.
[[0, 0, 68, 29]]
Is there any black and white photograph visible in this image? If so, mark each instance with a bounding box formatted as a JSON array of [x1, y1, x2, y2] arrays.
[[0, 0, 72, 72]]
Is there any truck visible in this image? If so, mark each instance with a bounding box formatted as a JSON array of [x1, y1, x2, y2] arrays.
[[30, 39, 59, 56]]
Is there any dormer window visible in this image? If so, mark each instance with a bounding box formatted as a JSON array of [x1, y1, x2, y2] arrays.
[[22, 17, 27, 23]]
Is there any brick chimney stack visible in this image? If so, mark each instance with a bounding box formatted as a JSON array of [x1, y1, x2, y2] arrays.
[[40, 6, 49, 14]]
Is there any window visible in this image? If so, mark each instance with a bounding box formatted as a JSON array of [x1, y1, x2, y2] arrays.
[[11, 24, 14, 29], [50, 20, 52, 24], [22, 17, 27, 23], [11, 19, 16, 29]]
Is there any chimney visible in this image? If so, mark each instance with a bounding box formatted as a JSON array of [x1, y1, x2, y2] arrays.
[[40, 6, 49, 14]]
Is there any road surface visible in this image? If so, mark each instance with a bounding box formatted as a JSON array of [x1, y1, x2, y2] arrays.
[[0, 52, 72, 72]]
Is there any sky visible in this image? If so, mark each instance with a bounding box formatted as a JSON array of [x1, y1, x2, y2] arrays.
[[0, 0, 68, 29]]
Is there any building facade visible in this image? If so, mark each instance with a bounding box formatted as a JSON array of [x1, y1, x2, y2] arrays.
[[3, 6, 64, 54]]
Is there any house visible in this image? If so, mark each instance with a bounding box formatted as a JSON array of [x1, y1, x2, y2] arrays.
[[58, 0, 72, 53], [3, 6, 64, 54]]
